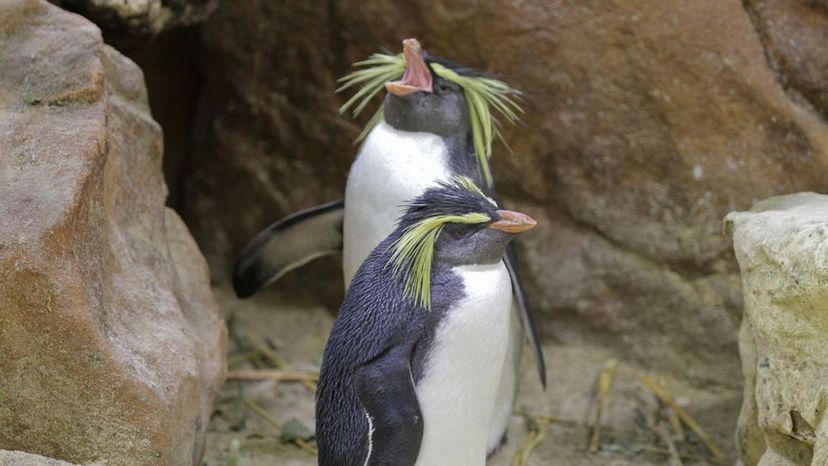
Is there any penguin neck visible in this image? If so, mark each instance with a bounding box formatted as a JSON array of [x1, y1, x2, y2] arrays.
[[383, 121, 480, 183], [442, 130, 481, 182], [433, 131, 494, 196]]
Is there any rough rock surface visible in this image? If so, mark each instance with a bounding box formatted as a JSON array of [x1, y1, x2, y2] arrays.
[[0, 1, 226, 465], [50, 0, 218, 38], [182, 0, 828, 388], [725, 193, 828, 466], [745, 0, 828, 119]]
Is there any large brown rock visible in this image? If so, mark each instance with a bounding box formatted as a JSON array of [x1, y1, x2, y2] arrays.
[[184, 0, 828, 387], [0, 1, 226, 465]]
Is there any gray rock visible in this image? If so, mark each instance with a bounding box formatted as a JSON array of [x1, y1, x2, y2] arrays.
[[725, 192, 828, 465]]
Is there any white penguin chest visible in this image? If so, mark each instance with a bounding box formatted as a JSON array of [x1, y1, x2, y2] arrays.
[[342, 122, 452, 286], [414, 263, 513, 466]]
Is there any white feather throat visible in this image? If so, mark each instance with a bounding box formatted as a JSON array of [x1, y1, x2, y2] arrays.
[[342, 121, 452, 287]]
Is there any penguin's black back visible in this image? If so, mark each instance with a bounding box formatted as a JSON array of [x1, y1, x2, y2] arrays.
[[315, 233, 463, 466]]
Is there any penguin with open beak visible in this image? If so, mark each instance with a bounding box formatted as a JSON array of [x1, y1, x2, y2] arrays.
[[233, 38, 545, 453], [316, 177, 537, 466]]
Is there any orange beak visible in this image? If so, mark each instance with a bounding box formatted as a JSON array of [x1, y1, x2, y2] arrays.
[[488, 210, 537, 234], [385, 38, 433, 96]]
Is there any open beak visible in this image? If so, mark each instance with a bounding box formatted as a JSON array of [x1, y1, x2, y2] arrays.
[[488, 210, 537, 234], [385, 38, 433, 96]]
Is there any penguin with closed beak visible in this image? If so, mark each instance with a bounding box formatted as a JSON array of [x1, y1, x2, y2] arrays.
[[316, 177, 537, 466], [233, 38, 545, 453]]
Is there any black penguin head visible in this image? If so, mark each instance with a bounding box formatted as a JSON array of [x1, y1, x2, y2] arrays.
[[382, 39, 470, 137], [390, 177, 536, 309]]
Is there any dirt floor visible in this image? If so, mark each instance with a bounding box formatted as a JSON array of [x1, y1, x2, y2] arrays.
[[203, 285, 742, 466]]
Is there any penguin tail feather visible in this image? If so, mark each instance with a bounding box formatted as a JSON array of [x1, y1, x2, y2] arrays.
[[232, 200, 345, 298]]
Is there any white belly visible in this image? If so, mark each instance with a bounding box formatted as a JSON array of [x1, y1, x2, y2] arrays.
[[342, 122, 452, 287], [414, 263, 513, 466]]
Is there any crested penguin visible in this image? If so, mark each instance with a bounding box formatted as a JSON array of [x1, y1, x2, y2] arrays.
[[316, 177, 538, 466], [233, 38, 546, 453]]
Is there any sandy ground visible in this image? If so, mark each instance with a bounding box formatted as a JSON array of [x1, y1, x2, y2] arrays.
[[203, 285, 741, 466]]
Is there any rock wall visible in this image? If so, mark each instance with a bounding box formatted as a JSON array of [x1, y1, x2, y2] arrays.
[[178, 0, 828, 387], [0, 1, 226, 464], [725, 193, 828, 466]]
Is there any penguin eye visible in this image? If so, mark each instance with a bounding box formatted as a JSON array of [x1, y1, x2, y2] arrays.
[[447, 224, 472, 239]]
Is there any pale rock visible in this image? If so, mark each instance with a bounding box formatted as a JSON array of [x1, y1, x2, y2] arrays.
[[0, 450, 80, 466], [725, 193, 828, 465]]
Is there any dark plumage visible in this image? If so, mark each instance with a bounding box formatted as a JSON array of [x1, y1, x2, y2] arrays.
[[398, 179, 499, 225], [315, 236, 461, 466], [424, 53, 490, 79], [316, 180, 534, 466]]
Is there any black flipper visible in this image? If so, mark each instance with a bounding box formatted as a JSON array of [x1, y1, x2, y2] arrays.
[[504, 245, 547, 388], [232, 200, 344, 298], [354, 341, 423, 466]]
